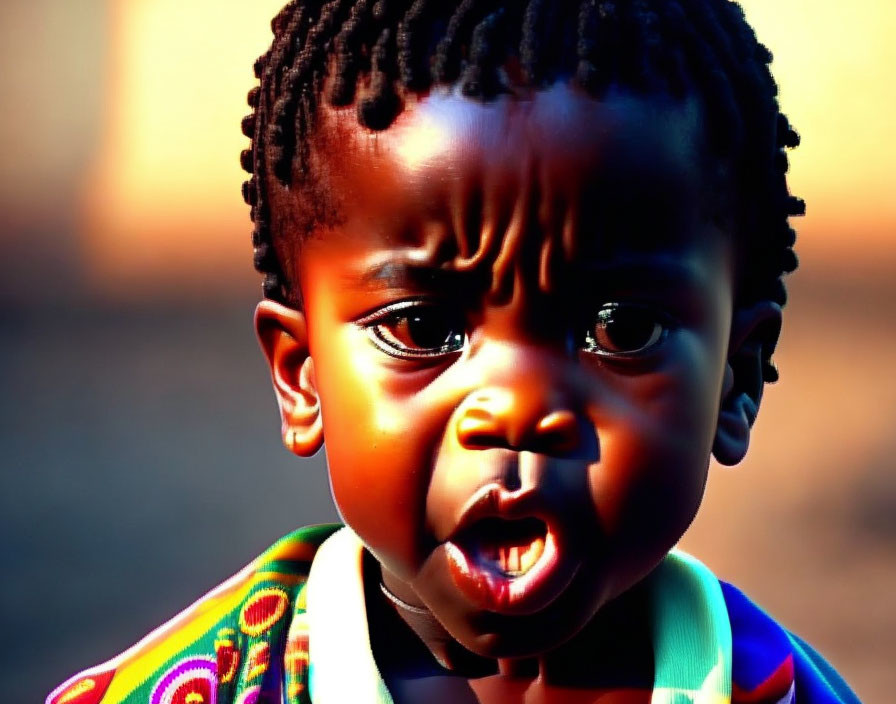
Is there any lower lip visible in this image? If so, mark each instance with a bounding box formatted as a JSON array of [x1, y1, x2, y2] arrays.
[[444, 531, 574, 614]]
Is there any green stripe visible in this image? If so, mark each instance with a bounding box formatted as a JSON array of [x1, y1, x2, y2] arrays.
[[256, 559, 314, 575], [650, 550, 731, 701]]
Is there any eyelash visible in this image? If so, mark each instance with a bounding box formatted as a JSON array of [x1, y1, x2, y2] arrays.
[[357, 301, 672, 361], [357, 300, 466, 360]]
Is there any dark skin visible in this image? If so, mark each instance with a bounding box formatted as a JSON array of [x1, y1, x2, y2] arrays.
[[256, 82, 779, 703]]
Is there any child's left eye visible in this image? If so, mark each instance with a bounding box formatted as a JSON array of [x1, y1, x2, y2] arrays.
[[581, 303, 670, 357], [362, 302, 466, 359]]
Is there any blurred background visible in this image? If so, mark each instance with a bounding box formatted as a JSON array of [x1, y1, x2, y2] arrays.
[[1, 0, 893, 701]]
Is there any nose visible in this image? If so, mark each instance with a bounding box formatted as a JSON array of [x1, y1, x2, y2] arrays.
[[455, 358, 595, 458]]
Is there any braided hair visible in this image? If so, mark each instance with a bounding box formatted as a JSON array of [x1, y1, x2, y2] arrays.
[[240, 0, 803, 383]]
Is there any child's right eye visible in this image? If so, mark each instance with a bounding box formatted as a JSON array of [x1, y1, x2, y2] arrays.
[[360, 301, 466, 360]]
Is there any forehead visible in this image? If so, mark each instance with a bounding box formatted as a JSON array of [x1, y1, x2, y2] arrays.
[[304, 83, 720, 289]]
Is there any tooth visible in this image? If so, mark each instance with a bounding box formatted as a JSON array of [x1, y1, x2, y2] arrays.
[[474, 531, 547, 576], [519, 544, 530, 573], [520, 537, 544, 573]]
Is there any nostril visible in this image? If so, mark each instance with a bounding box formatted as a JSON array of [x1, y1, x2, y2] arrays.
[[457, 416, 493, 436], [535, 410, 577, 433], [534, 410, 581, 453], [456, 412, 506, 449], [457, 406, 585, 454]]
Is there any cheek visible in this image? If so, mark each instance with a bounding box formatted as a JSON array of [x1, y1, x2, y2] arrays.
[[311, 329, 454, 575], [586, 342, 719, 541], [592, 417, 708, 536]]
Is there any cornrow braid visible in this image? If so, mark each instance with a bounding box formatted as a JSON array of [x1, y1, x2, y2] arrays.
[[520, 0, 555, 85], [240, 0, 802, 383], [329, 0, 374, 105], [358, 26, 402, 129], [461, 7, 510, 97], [396, 0, 440, 90]]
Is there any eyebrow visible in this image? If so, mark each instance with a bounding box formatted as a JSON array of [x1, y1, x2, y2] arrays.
[[355, 260, 485, 292], [574, 254, 716, 292], [352, 253, 714, 300]]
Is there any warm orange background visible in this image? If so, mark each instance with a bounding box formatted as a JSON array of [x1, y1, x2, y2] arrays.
[[1, 1, 893, 702]]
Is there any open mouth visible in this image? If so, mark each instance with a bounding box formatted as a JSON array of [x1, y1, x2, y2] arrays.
[[456, 516, 547, 577], [442, 486, 580, 613], [445, 513, 572, 613]]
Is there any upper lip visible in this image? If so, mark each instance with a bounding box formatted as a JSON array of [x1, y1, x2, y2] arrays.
[[447, 485, 551, 544]]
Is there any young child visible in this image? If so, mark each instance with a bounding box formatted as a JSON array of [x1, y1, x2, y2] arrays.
[[48, 1, 861, 702]]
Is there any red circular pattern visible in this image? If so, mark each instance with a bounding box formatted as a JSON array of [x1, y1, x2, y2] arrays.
[[239, 588, 289, 637], [215, 639, 240, 684], [149, 657, 217, 704], [167, 678, 213, 704]]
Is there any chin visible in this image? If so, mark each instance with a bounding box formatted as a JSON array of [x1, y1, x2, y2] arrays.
[[453, 597, 597, 660]]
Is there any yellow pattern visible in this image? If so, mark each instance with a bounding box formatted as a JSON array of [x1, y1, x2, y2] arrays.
[[246, 642, 270, 681], [288, 682, 306, 698], [57, 679, 95, 704]]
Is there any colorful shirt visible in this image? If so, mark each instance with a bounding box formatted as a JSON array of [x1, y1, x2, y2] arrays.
[[47, 524, 860, 704]]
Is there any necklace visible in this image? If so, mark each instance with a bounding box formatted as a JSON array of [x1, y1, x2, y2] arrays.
[[379, 580, 431, 615], [376, 580, 501, 676]]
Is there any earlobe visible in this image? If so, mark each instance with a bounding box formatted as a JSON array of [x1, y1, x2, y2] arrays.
[[712, 376, 759, 465], [712, 300, 782, 466], [255, 300, 324, 457]]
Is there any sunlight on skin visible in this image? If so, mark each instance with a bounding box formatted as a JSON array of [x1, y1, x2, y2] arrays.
[[392, 96, 457, 174]]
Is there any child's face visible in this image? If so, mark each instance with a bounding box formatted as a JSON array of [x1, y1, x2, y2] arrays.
[[274, 84, 738, 656]]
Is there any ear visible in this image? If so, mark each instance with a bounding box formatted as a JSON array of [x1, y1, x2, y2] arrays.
[[712, 300, 782, 466], [254, 300, 324, 457]]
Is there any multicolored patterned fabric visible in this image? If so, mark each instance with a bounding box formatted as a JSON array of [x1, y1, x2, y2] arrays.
[[46, 524, 339, 704], [47, 525, 860, 704]]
